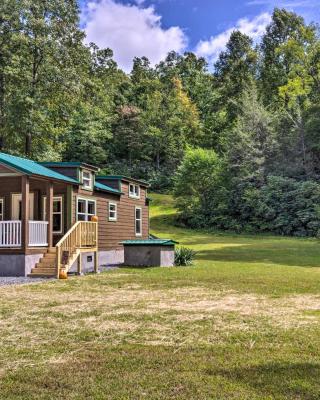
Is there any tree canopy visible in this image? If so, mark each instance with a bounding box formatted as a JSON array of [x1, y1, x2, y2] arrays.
[[1, 4, 320, 234]]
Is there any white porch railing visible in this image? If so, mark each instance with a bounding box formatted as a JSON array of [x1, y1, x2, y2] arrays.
[[0, 220, 49, 248], [0, 221, 22, 247], [29, 221, 48, 247]]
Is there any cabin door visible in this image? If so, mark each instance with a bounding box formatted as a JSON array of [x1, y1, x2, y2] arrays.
[[11, 193, 35, 220]]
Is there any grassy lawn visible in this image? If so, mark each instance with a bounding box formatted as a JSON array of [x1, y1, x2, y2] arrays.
[[1, 194, 320, 399]]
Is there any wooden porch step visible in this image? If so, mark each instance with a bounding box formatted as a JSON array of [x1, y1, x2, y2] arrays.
[[47, 247, 56, 254], [31, 266, 55, 272], [33, 265, 55, 270], [43, 253, 56, 259], [29, 248, 57, 278], [28, 272, 56, 277], [36, 259, 55, 266]]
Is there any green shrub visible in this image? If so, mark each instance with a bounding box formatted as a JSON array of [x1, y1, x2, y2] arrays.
[[174, 149, 320, 237], [174, 247, 196, 266]]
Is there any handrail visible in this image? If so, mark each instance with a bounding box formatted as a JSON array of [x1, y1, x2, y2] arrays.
[[56, 221, 98, 278], [55, 221, 81, 247]]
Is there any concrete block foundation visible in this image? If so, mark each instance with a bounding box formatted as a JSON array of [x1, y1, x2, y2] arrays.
[[0, 253, 44, 276]]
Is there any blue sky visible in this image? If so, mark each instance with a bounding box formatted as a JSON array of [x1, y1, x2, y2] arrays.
[[80, 0, 320, 71]]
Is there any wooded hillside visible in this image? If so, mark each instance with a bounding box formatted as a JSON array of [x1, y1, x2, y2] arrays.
[[1, 2, 320, 235]]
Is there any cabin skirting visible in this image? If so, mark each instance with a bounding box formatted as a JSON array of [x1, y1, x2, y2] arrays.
[[0, 253, 43, 277], [99, 249, 124, 266], [68, 250, 124, 274], [0, 249, 125, 277]]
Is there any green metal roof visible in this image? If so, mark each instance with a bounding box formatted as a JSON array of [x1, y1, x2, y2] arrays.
[[121, 239, 178, 246], [41, 161, 83, 167], [40, 161, 99, 171], [97, 175, 149, 187], [0, 153, 79, 184], [94, 181, 122, 195]]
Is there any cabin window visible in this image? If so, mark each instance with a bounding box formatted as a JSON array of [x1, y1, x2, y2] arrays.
[[43, 196, 63, 234], [135, 207, 142, 236], [108, 202, 117, 221], [77, 198, 96, 221], [0, 198, 4, 221], [129, 184, 140, 199], [82, 170, 93, 190]]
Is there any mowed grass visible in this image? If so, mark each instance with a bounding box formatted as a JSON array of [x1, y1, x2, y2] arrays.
[[1, 194, 320, 399]]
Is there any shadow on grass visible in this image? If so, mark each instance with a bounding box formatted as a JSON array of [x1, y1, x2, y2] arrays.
[[151, 214, 320, 268], [212, 362, 320, 399], [150, 214, 178, 229]]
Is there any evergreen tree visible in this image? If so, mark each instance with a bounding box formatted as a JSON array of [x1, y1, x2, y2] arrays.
[[214, 31, 257, 123]]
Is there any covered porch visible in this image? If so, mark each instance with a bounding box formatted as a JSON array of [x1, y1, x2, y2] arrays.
[[0, 174, 72, 251], [0, 152, 100, 277]]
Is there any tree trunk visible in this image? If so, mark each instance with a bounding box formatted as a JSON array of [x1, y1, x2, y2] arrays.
[[25, 133, 32, 156]]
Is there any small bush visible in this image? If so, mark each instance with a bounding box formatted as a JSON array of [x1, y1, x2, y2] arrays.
[[174, 246, 196, 266]]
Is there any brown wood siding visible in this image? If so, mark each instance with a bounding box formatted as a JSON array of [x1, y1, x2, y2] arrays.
[[77, 187, 94, 197], [96, 181, 149, 251], [72, 181, 149, 251]]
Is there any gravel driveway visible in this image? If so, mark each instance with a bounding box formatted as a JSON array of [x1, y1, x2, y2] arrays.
[[0, 277, 52, 286]]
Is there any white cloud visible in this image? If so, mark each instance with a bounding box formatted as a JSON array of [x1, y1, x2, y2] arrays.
[[195, 12, 272, 64], [246, 0, 317, 6], [81, 0, 188, 72], [245, 0, 320, 23]]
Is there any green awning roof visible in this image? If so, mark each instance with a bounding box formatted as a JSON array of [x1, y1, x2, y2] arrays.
[[97, 175, 149, 187], [94, 181, 122, 195], [121, 239, 178, 246], [40, 161, 99, 171], [0, 153, 79, 184]]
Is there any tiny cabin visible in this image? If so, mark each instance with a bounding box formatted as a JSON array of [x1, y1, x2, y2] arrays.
[[0, 153, 149, 277]]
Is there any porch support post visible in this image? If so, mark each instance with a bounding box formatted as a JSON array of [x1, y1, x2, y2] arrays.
[[77, 253, 82, 275], [94, 222, 99, 273], [66, 185, 73, 229], [94, 250, 98, 274], [21, 175, 29, 250], [46, 181, 53, 248]]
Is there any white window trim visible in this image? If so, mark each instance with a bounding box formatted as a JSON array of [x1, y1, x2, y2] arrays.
[[108, 202, 117, 222], [129, 183, 140, 199], [77, 197, 96, 221], [0, 198, 4, 221], [81, 169, 93, 191], [43, 196, 64, 235], [135, 206, 142, 237]]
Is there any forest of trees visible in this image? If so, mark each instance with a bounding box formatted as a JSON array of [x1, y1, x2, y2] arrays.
[[1, 2, 320, 236]]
